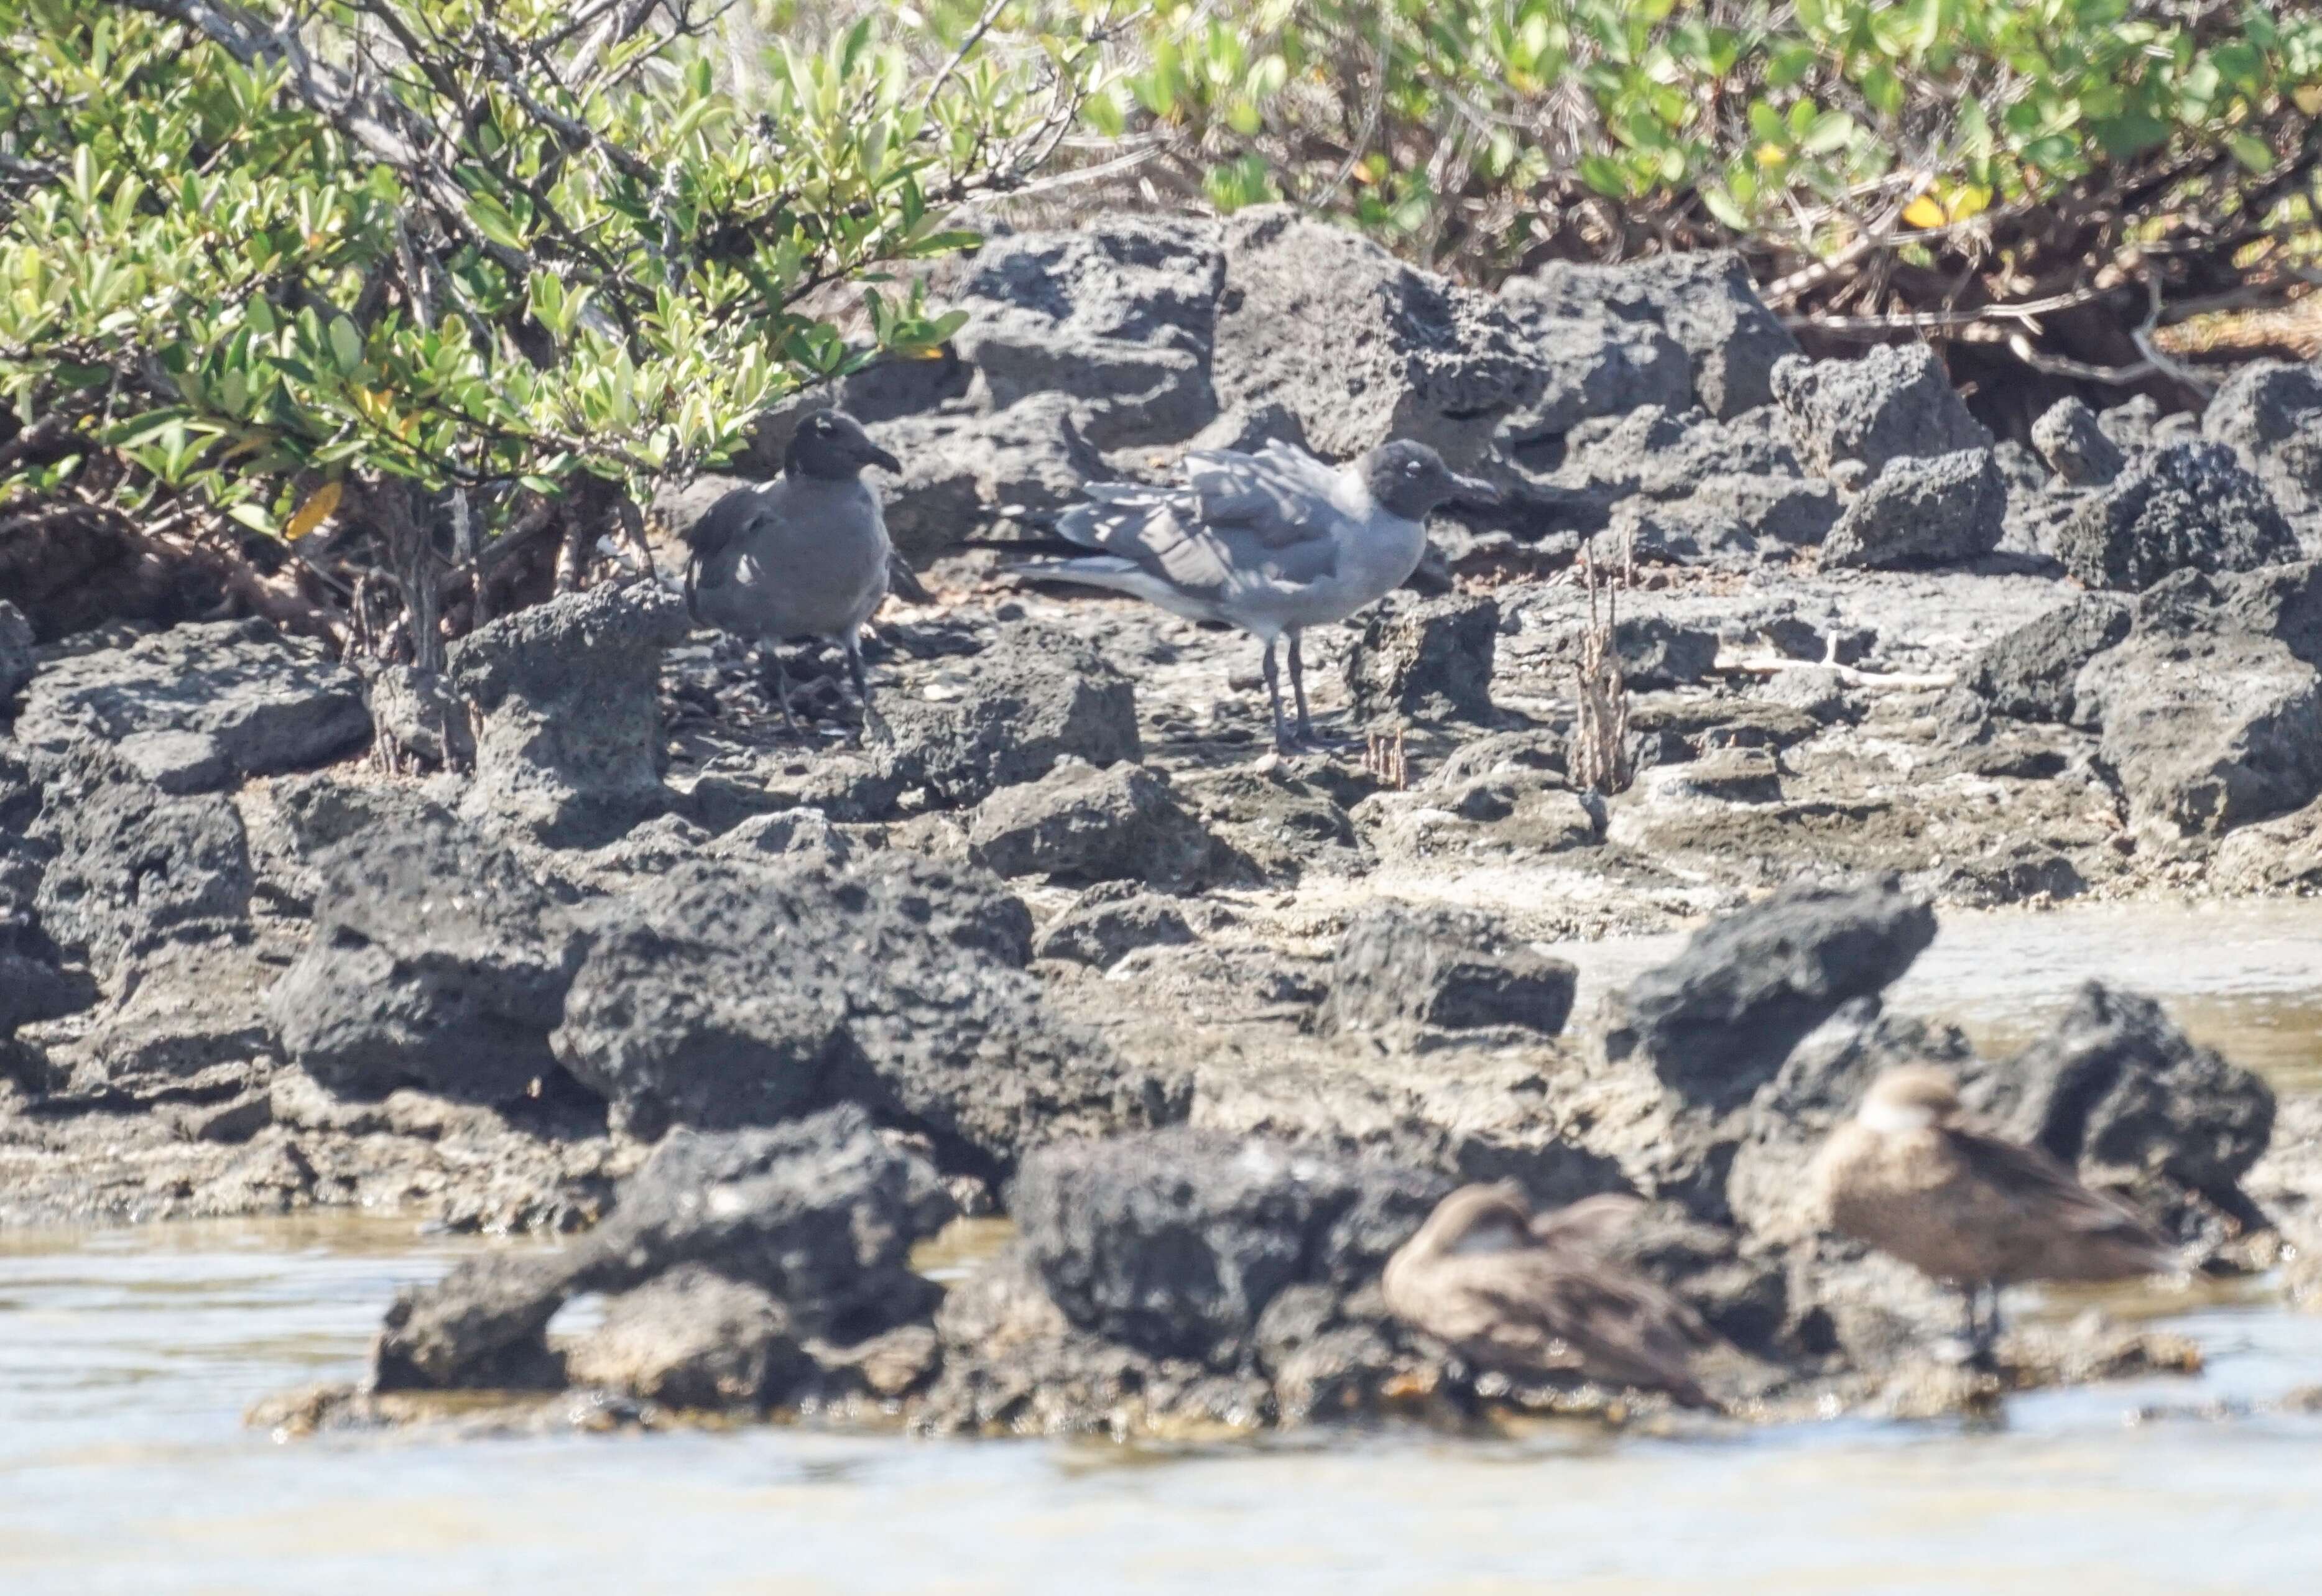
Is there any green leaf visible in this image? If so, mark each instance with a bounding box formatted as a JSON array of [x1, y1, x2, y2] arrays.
[[1700, 184, 1750, 231], [1577, 153, 1631, 196], [328, 316, 362, 375], [2227, 133, 2275, 173]]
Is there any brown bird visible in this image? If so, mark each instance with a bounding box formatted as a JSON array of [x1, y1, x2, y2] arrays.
[[1811, 1064, 2178, 1358], [1382, 1183, 1720, 1409]]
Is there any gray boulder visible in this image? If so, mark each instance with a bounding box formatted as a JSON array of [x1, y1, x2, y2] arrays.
[[374, 1104, 955, 1390], [0, 600, 32, 709], [1603, 474, 1840, 565], [2053, 441, 2298, 592], [446, 582, 689, 847], [552, 852, 1186, 1161], [1612, 617, 1719, 688], [1492, 309, 1693, 446], [1034, 891, 1198, 968], [968, 759, 1214, 886], [2099, 395, 2198, 453], [12, 619, 368, 791], [1318, 900, 1576, 1043], [267, 810, 586, 1101], [2073, 566, 2322, 834], [709, 808, 855, 870], [1601, 877, 1938, 1112], [563, 1264, 808, 1409], [1966, 594, 2133, 723], [1010, 1127, 1448, 1367], [2203, 359, 2322, 545], [872, 394, 1109, 563], [1343, 593, 1497, 723], [948, 218, 1224, 450], [0, 829, 81, 1033], [29, 739, 253, 984], [1821, 449, 2006, 570], [1506, 251, 1798, 417], [877, 623, 1140, 810], [1556, 405, 1805, 500], [1770, 343, 1991, 478], [1211, 207, 1540, 471], [2032, 397, 2126, 487]]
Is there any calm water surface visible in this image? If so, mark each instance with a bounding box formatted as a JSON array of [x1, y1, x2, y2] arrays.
[[6, 903, 2322, 1594]]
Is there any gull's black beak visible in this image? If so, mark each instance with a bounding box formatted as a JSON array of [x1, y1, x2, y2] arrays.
[[863, 443, 903, 476], [1450, 471, 1503, 507]]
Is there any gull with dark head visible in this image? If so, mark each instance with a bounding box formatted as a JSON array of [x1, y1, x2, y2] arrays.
[[1811, 1064, 2178, 1360], [683, 409, 904, 738], [1382, 1182, 1720, 1409], [1008, 438, 1501, 752]]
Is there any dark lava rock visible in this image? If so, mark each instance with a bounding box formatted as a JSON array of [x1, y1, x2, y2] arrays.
[[1034, 892, 1198, 968], [1506, 251, 1798, 418], [1821, 448, 2006, 570], [1614, 617, 1719, 688], [562, 1264, 808, 1409], [29, 739, 253, 983], [877, 622, 1141, 809], [967, 759, 1214, 886], [1318, 900, 1576, 1043], [1211, 206, 1540, 471], [1182, 765, 1369, 881], [1491, 307, 1693, 446], [871, 396, 1108, 561], [68, 938, 277, 1097], [1010, 1127, 1449, 1367], [2032, 397, 2127, 487], [1974, 982, 2275, 1229], [1966, 594, 2133, 722], [267, 810, 585, 1102], [948, 218, 1224, 451], [362, 662, 470, 771], [708, 808, 854, 869], [0, 893, 81, 1036], [1770, 343, 1991, 478], [1183, 402, 1311, 457], [1556, 404, 1805, 500], [2099, 395, 2197, 453], [552, 852, 1184, 1163], [445, 581, 690, 846], [1603, 474, 1840, 563], [1601, 877, 1938, 1112], [0, 600, 32, 709], [2053, 441, 2298, 593], [1656, 747, 1782, 804], [12, 619, 368, 791], [1344, 593, 1497, 723], [2073, 566, 2322, 834], [1925, 842, 2088, 909], [2203, 360, 2322, 542], [374, 1104, 954, 1390]]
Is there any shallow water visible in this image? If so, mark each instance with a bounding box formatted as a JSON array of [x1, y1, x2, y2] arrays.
[[7, 903, 2322, 1594]]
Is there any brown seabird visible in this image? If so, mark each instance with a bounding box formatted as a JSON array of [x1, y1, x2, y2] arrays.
[[1382, 1183, 1719, 1409], [1811, 1064, 2178, 1357]]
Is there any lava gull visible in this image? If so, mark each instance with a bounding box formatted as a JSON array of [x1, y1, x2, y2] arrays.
[[1007, 438, 1499, 752], [1810, 1064, 2178, 1362], [683, 410, 903, 737]]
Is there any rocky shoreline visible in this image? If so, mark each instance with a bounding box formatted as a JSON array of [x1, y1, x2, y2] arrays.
[[6, 211, 2322, 1436]]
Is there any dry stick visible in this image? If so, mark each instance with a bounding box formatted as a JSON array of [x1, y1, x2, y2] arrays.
[[555, 511, 591, 595], [1572, 551, 1633, 798]]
